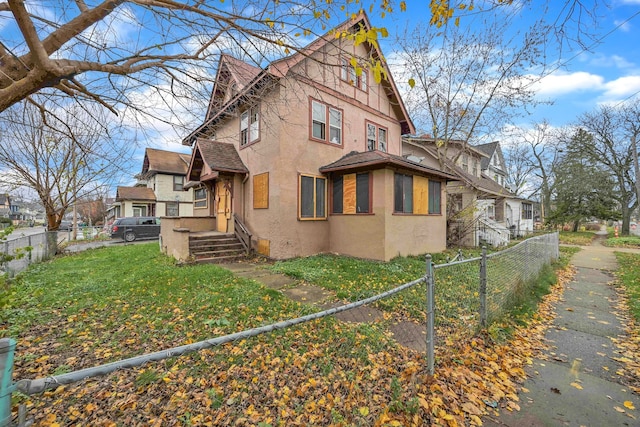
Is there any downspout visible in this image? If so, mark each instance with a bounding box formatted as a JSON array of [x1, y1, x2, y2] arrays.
[[242, 173, 249, 222]]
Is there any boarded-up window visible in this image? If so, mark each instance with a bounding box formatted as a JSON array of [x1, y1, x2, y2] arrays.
[[332, 173, 370, 214], [253, 173, 269, 209], [395, 174, 439, 215], [413, 175, 429, 214], [343, 174, 357, 214]]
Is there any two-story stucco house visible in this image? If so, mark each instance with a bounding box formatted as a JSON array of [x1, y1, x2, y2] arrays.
[[108, 148, 194, 221], [161, 13, 456, 262]]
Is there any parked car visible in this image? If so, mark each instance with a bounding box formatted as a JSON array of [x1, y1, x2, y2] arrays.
[[58, 221, 72, 231], [110, 216, 161, 242]]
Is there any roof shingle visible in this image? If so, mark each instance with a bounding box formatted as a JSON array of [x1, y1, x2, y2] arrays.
[[196, 139, 249, 174], [116, 186, 156, 201], [320, 150, 457, 180], [143, 148, 191, 176]]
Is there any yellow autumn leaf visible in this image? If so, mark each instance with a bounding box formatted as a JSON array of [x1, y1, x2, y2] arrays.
[[408, 78, 416, 88], [624, 401, 636, 410], [359, 406, 370, 416], [570, 382, 583, 390]]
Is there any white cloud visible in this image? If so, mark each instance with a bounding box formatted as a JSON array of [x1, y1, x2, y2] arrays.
[[614, 19, 632, 32], [533, 71, 604, 96], [602, 75, 640, 99]]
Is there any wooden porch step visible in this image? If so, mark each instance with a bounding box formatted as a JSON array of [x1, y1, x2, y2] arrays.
[[193, 248, 245, 259], [194, 254, 247, 264], [189, 233, 248, 264]]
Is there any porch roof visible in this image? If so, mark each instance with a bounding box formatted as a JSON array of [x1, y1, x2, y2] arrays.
[[187, 139, 249, 182], [319, 150, 457, 180], [115, 186, 156, 202]]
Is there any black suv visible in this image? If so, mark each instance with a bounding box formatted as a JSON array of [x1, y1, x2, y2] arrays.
[[110, 216, 160, 242]]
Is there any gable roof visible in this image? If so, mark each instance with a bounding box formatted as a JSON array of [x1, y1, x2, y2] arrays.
[[319, 150, 456, 180], [141, 148, 191, 177], [187, 139, 249, 182], [115, 186, 156, 202], [204, 55, 264, 121], [403, 139, 515, 198], [474, 141, 500, 170], [184, 11, 414, 145], [405, 136, 489, 160]]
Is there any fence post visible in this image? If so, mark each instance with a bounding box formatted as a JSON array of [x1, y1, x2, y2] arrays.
[[479, 246, 487, 328], [425, 254, 435, 375], [0, 338, 16, 427]]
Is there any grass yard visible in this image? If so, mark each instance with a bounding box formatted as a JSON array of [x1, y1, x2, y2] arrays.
[[2, 242, 571, 426], [558, 230, 597, 245], [605, 235, 640, 248], [615, 252, 640, 321]]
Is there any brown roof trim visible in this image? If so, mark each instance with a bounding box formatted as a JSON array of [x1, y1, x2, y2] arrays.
[[320, 151, 457, 180]]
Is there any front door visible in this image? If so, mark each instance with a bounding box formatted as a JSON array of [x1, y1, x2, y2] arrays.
[[215, 180, 231, 232]]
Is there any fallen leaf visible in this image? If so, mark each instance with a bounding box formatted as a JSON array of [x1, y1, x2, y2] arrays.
[[614, 406, 626, 413], [624, 401, 636, 410], [570, 382, 583, 390]]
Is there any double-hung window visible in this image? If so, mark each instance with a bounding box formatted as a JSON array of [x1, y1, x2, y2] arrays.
[[366, 122, 388, 152], [166, 202, 179, 217], [299, 174, 326, 220], [240, 106, 260, 146], [194, 187, 207, 208], [332, 173, 370, 214], [173, 175, 184, 192], [311, 99, 342, 145], [522, 203, 533, 220]]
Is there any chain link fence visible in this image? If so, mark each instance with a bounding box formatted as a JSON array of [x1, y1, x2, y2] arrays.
[[433, 231, 559, 340], [1, 232, 559, 426]]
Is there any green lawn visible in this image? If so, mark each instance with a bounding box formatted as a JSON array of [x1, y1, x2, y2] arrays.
[[605, 235, 640, 248], [614, 252, 640, 321], [558, 231, 597, 245], [1, 241, 570, 426]]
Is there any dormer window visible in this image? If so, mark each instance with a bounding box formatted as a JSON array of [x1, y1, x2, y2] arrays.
[[340, 57, 368, 91]]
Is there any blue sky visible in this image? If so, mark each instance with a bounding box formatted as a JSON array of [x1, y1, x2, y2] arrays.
[[373, 0, 640, 131], [521, 0, 640, 127], [2, 1, 640, 181]]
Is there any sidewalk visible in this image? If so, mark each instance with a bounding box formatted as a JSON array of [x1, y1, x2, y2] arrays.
[[484, 231, 640, 426]]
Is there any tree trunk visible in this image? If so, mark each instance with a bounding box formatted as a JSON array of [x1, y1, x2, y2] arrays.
[[572, 220, 580, 232], [621, 203, 631, 236]]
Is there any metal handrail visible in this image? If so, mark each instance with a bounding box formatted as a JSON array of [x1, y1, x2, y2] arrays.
[[233, 214, 252, 254]]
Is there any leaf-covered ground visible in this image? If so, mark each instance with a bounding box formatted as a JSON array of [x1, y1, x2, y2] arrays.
[[3, 244, 575, 426]]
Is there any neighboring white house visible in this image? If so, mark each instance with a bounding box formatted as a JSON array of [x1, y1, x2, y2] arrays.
[[402, 137, 534, 247], [137, 148, 194, 218], [475, 141, 534, 238], [107, 148, 194, 221]]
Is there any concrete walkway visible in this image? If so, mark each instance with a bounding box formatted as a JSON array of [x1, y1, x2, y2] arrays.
[[485, 231, 640, 426], [218, 260, 428, 352]]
